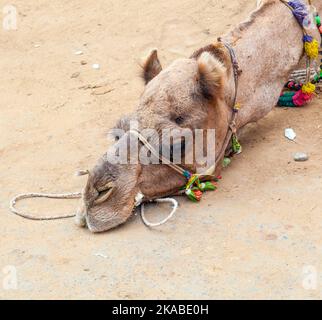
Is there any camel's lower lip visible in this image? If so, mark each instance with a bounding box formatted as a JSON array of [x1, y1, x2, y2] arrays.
[[86, 215, 98, 233], [85, 209, 119, 232], [80, 201, 135, 233], [75, 199, 116, 230]]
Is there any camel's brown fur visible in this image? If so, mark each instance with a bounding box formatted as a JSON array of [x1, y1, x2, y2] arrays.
[[140, 49, 163, 84], [78, 0, 322, 232]]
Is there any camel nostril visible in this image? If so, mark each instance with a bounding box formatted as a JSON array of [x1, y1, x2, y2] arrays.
[[93, 187, 114, 205]]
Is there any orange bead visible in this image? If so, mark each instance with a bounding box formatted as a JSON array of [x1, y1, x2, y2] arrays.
[[319, 25, 322, 34]]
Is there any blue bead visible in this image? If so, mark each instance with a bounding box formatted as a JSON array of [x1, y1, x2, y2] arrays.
[[303, 35, 313, 43], [183, 171, 191, 179]]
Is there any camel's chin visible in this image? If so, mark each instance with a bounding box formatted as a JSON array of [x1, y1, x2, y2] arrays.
[[79, 202, 135, 233]]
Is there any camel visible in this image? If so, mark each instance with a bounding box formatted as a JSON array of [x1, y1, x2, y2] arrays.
[[77, 0, 322, 232]]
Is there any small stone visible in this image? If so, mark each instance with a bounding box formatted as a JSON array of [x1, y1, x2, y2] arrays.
[[74, 50, 83, 55], [71, 72, 80, 79], [294, 152, 309, 162], [94, 253, 108, 259], [92, 63, 100, 70], [285, 128, 296, 141], [80, 60, 87, 65], [265, 234, 277, 241]]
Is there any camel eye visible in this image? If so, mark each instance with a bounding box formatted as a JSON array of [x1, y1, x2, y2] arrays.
[[174, 116, 184, 125]]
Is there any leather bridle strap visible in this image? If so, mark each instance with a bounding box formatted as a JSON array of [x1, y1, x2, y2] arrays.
[[214, 39, 241, 166], [130, 41, 241, 180], [220, 38, 240, 107]]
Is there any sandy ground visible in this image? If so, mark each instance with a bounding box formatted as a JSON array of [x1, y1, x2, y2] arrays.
[[1, 0, 322, 300]]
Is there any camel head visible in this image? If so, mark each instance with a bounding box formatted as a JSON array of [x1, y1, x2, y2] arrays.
[[77, 45, 232, 232]]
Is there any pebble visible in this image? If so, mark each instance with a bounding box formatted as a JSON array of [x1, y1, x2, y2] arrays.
[[265, 234, 277, 241], [94, 253, 108, 259], [80, 60, 87, 65], [74, 50, 83, 55], [285, 128, 296, 141], [294, 152, 309, 162], [92, 63, 100, 70], [71, 72, 80, 79]]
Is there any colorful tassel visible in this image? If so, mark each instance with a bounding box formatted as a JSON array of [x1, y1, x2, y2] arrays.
[[183, 170, 192, 179], [303, 36, 319, 59], [319, 25, 322, 34], [289, 0, 309, 25], [278, 81, 317, 107], [285, 81, 302, 91], [293, 90, 314, 106], [301, 82, 316, 94], [277, 1, 320, 109], [232, 135, 242, 154], [223, 157, 231, 168], [316, 15, 321, 26], [199, 182, 217, 192], [185, 189, 202, 202], [184, 174, 218, 202]]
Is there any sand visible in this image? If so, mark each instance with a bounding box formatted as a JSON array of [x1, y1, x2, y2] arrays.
[[1, 0, 322, 299]]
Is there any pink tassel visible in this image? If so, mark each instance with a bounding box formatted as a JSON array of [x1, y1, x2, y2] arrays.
[[292, 90, 313, 106]]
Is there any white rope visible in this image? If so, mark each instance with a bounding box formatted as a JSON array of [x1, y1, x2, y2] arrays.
[[9, 192, 178, 228], [140, 198, 178, 228], [9, 192, 81, 220]]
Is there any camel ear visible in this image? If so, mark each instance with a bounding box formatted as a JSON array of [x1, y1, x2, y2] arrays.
[[141, 49, 162, 84], [197, 52, 226, 101]]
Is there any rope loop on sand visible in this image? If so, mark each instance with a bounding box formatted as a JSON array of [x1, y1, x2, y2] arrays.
[[9, 192, 81, 220], [140, 198, 178, 228], [9, 192, 178, 227]]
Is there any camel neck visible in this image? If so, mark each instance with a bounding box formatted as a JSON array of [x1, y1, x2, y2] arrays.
[[221, 0, 316, 128]]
